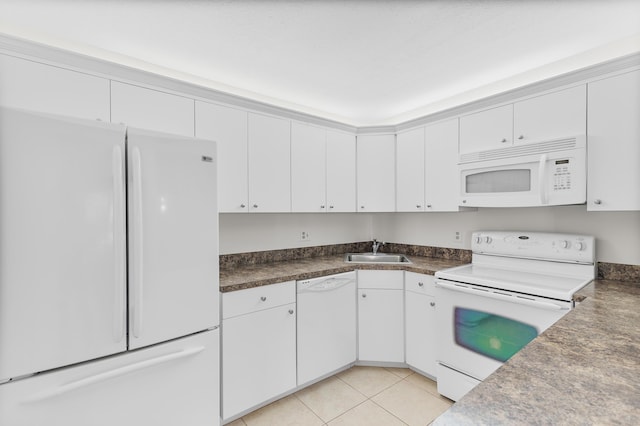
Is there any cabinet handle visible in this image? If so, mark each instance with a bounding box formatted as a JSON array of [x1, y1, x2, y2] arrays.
[[426, 204, 432, 208], [418, 282, 424, 287], [430, 302, 436, 307], [416, 204, 421, 209], [360, 206, 365, 209], [329, 205, 334, 209], [501, 138, 508, 143], [260, 296, 266, 302], [518, 135, 524, 140], [240, 204, 246, 208], [362, 293, 367, 298], [594, 199, 602, 205], [253, 204, 258, 209], [288, 309, 294, 315], [320, 205, 325, 209]]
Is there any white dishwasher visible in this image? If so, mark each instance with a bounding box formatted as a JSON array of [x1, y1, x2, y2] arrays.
[[297, 271, 357, 386]]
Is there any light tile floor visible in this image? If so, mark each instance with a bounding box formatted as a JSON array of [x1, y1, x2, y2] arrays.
[[226, 366, 453, 426]]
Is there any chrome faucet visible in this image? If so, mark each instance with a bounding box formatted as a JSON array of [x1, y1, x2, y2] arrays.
[[372, 239, 385, 255]]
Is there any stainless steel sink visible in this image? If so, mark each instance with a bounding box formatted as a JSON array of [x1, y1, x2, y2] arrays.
[[344, 253, 412, 264]]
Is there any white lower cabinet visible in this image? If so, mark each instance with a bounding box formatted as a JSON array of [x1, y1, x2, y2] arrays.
[[357, 270, 404, 363], [221, 281, 296, 421], [405, 272, 437, 378]]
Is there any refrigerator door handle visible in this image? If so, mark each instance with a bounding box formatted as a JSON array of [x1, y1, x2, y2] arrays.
[[132, 147, 144, 339], [24, 346, 205, 403], [112, 145, 126, 343]]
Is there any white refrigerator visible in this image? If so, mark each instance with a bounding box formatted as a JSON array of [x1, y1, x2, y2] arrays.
[[0, 107, 220, 425]]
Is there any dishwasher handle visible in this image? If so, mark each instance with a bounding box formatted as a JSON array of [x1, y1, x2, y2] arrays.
[[297, 277, 354, 293]]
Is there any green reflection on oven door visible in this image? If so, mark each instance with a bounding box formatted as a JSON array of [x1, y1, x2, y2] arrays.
[[454, 307, 538, 362]]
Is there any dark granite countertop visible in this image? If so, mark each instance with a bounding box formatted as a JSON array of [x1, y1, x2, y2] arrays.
[[219, 254, 466, 292], [434, 278, 640, 425]]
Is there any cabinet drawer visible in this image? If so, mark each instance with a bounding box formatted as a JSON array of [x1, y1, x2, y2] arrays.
[[405, 272, 436, 296], [357, 270, 403, 290], [222, 281, 295, 319]]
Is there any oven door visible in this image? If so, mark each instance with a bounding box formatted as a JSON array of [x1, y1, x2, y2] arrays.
[[435, 279, 571, 381]]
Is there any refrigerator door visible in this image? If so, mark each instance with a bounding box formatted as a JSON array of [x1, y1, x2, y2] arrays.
[[127, 128, 219, 349], [0, 329, 220, 426], [0, 108, 127, 382]]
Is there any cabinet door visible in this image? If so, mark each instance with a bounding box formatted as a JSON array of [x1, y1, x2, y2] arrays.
[[425, 118, 461, 211], [357, 289, 404, 363], [247, 113, 291, 212], [357, 134, 396, 212], [459, 104, 513, 154], [111, 81, 194, 137], [396, 127, 425, 212], [587, 70, 640, 211], [195, 102, 249, 213], [326, 129, 357, 212], [406, 291, 437, 378], [291, 122, 326, 212], [514, 85, 586, 144], [222, 303, 296, 420], [0, 54, 110, 121]]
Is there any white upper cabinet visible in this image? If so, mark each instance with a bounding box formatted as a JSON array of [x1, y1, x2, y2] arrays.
[[513, 85, 586, 144], [396, 127, 425, 212], [111, 81, 194, 137], [587, 70, 640, 211], [357, 134, 396, 212], [459, 104, 513, 154], [460, 85, 587, 154], [0, 54, 110, 121], [326, 129, 357, 212], [425, 118, 461, 211], [195, 102, 249, 213], [291, 122, 326, 212], [247, 112, 291, 213]]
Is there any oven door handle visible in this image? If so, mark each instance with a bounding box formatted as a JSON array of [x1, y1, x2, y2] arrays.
[[435, 281, 570, 311]]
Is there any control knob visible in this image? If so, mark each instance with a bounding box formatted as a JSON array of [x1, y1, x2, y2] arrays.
[[559, 240, 569, 249], [475, 236, 483, 244], [484, 236, 492, 244], [574, 242, 584, 251]]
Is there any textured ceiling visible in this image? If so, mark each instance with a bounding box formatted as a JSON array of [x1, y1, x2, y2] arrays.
[[1, 0, 639, 126]]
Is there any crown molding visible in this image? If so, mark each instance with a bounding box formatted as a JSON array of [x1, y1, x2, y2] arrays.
[[0, 33, 358, 133], [395, 52, 640, 132], [1, 33, 639, 135]]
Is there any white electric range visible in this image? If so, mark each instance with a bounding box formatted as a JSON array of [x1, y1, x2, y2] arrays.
[[434, 231, 596, 401]]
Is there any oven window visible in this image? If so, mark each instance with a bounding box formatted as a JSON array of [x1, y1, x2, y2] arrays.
[[465, 169, 531, 193], [454, 307, 538, 362]]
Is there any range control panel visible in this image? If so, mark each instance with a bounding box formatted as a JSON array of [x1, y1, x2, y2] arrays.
[[471, 231, 595, 264]]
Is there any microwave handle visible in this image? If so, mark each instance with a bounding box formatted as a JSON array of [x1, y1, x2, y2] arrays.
[[538, 153, 548, 205]]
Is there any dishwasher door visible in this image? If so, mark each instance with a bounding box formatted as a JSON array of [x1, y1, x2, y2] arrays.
[[296, 272, 356, 386]]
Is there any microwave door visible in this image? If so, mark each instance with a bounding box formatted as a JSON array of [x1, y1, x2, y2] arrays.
[[461, 161, 539, 207]]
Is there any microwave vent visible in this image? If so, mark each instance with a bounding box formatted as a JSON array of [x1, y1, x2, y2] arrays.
[[459, 136, 584, 164]]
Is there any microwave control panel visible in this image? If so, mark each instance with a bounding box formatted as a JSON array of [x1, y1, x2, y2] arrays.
[[552, 159, 572, 191]]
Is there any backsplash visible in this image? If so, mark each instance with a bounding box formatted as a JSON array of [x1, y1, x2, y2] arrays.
[[597, 262, 640, 283], [220, 242, 639, 284]]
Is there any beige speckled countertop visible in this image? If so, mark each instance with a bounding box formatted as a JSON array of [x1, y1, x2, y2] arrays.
[[433, 278, 640, 425], [219, 254, 465, 292]]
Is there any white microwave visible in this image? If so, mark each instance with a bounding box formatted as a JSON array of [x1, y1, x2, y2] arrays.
[[459, 136, 586, 207]]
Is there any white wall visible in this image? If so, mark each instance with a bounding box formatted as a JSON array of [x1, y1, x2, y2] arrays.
[[219, 213, 373, 254], [374, 206, 640, 265], [220, 208, 640, 265]]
